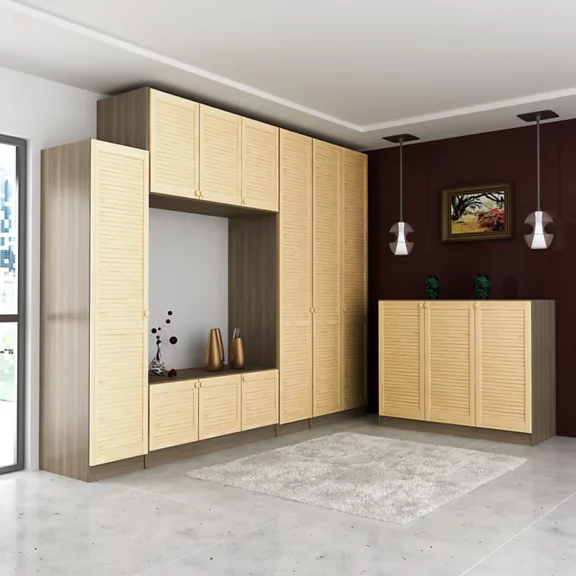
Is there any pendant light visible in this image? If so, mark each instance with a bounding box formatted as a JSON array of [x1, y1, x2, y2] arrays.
[[383, 134, 420, 255], [518, 110, 558, 250]]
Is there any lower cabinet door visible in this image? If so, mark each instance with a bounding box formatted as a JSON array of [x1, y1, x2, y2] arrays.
[[242, 370, 279, 431], [198, 374, 241, 440], [149, 380, 198, 451]]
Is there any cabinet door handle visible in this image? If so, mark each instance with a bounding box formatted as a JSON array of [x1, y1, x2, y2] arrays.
[[242, 198, 248, 205], [242, 376, 248, 383], [313, 307, 317, 313], [194, 381, 199, 389], [143, 309, 150, 318], [310, 307, 314, 314], [200, 191, 205, 198], [198, 380, 203, 388], [194, 190, 200, 198]]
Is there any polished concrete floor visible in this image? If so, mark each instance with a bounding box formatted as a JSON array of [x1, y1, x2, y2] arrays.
[[1, 418, 575, 575]]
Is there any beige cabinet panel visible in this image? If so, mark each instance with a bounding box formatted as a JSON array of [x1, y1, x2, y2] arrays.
[[149, 90, 199, 197], [313, 140, 342, 417], [279, 130, 313, 424], [342, 321, 366, 410], [199, 105, 241, 206], [241, 370, 279, 431], [425, 301, 475, 426], [90, 141, 149, 466], [149, 381, 198, 451], [241, 118, 278, 211], [379, 301, 425, 420], [198, 374, 241, 440], [342, 149, 367, 318], [341, 148, 367, 411], [476, 301, 532, 433]]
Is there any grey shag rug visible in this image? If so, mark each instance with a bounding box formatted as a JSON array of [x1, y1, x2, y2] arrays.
[[188, 432, 526, 524]]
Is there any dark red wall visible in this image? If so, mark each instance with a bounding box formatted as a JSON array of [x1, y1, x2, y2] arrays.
[[368, 120, 576, 437]]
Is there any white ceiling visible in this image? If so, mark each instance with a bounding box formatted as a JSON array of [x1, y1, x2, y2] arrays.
[[2, 0, 576, 149]]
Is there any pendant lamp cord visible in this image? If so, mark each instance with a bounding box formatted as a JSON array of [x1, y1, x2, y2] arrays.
[[399, 136, 404, 222], [536, 113, 541, 211]]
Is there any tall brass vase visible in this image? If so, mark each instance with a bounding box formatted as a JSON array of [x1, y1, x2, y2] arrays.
[[205, 328, 224, 372]]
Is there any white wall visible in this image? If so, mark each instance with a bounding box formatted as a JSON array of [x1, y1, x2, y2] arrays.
[[149, 209, 228, 370], [0, 65, 101, 470]]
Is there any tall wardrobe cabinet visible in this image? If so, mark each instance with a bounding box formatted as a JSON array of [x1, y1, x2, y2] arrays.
[[41, 140, 149, 481], [279, 131, 367, 423]]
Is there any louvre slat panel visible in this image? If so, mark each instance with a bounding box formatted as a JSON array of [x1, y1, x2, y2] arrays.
[[279, 131, 313, 423], [90, 143, 148, 466]]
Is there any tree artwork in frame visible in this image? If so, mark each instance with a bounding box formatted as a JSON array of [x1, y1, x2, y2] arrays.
[[441, 182, 513, 242]]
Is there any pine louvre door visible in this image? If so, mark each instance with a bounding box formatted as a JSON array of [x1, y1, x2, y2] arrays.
[[89, 141, 149, 466], [476, 301, 532, 433], [241, 118, 279, 211], [149, 380, 198, 451], [425, 301, 475, 425], [379, 301, 425, 420], [312, 140, 342, 417], [279, 130, 313, 424], [198, 375, 241, 440], [199, 105, 241, 206], [241, 370, 279, 431], [341, 149, 367, 410], [149, 89, 199, 198]]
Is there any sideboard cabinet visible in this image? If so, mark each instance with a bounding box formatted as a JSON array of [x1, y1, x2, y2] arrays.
[[379, 300, 555, 445]]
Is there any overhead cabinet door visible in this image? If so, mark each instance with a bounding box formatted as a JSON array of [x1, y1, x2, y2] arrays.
[[149, 90, 199, 198], [312, 140, 342, 417], [279, 130, 313, 424], [241, 118, 279, 211], [199, 105, 241, 206], [90, 141, 149, 466]]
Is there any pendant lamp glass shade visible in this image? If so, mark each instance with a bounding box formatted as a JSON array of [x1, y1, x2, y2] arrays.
[[389, 222, 414, 256], [518, 110, 558, 250], [384, 133, 419, 256], [524, 210, 554, 250]]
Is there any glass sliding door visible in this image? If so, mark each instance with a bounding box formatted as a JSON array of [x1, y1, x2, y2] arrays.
[[0, 135, 25, 474]]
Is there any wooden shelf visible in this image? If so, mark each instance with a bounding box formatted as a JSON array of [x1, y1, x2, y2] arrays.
[[149, 366, 277, 385], [150, 192, 275, 219]]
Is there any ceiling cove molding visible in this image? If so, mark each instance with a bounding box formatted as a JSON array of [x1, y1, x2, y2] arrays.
[[361, 88, 576, 133], [2, 0, 360, 130], [4, 0, 576, 136]]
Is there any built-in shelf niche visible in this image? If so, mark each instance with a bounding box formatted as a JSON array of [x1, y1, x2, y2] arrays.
[[149, 193, 278, 379]]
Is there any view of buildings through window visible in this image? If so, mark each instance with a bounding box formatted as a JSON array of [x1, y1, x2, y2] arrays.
[[0, 142, 18, 470]]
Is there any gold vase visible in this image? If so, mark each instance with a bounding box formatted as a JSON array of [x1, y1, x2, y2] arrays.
[[205, 328, 224, 372], [230, 338, 245, 370]]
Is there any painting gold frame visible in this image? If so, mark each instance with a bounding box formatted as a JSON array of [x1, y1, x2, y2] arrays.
[[441, 182, 513, 243]]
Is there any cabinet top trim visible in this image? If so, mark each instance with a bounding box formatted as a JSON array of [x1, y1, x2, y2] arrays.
[[149, 366, 278, 386]]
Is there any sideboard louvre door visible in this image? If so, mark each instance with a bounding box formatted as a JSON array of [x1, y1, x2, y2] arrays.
[[425, 301, 475, 426], [89, 141, 149, 466], [379, 301, 425, 420], [476, 301, 532, 433]]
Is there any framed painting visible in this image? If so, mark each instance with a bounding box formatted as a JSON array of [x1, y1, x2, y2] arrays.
[[441, 182, 513, 242]]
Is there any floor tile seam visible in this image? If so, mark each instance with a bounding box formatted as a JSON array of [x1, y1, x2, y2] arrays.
[[458, 489, 576, 575], [136, 511, 302, 575]]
